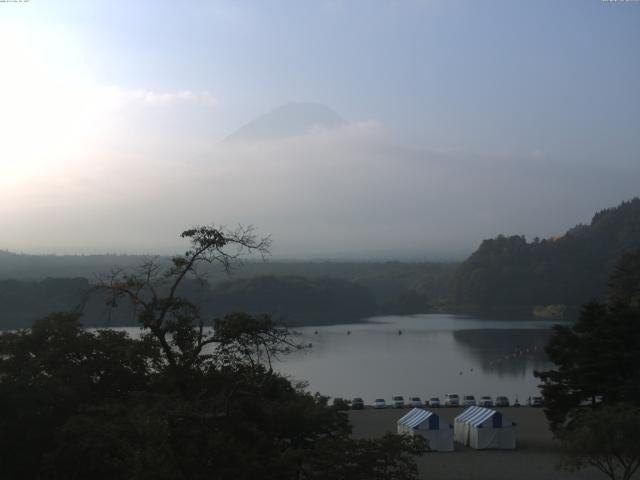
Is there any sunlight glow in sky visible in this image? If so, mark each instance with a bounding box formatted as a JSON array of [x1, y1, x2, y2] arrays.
[[1, 1, 638, 258]]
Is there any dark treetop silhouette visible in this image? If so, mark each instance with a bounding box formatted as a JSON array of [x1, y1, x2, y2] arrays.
[[0, 225, 427, 480]]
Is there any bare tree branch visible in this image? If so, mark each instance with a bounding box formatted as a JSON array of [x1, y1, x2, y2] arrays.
[[93, 224, 271, 379]]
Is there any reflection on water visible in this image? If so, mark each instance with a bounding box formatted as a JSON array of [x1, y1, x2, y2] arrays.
[[275, 314, 563, 402], [109, 314, 564, 403], [452, 329, 551, 378]]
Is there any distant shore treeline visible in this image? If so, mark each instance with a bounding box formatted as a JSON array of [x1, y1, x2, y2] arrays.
[[0, 198, 638, 328], [0, 274, 419, 330], [0, 253, 456, 328]]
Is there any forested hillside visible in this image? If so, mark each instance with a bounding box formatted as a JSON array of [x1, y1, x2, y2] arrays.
[[3, 199, 638, 326], [204, 275, 377, 326], [451, 198, 640, 310], [0, 255, 456, 329], [0, 275, 380, 330]]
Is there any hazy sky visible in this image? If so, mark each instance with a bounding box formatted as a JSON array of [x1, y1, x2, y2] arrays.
[[1, 1, 638, 259]]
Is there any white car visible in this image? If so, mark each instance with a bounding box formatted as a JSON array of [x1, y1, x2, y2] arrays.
[[479, 396, 493, 407], [444, 394, 460, 407], [373, 398, 387, 409], [528, 396, 544, 407], [409, 397, 422, 408], [428, 397, 441, 408], [462, 395, 477, 407], [392, 396, 405, 408]]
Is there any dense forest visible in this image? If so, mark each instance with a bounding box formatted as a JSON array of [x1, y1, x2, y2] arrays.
[[204, 276, 376, 326], [1, 198, 639, 328], [0, 276, 379, 330], [0, 227, 427, 479], [0, 257, 455, 329], [451, 198, 640, 313]]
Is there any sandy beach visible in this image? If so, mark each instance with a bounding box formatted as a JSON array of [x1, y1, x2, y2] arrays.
[[348, 407, 613, 480]]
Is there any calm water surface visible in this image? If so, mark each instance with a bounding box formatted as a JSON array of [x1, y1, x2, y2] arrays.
[[274, 314, 561, 403], [114, 314, 562, 404]]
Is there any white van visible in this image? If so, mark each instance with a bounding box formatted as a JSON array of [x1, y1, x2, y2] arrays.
[[444, 394, 460, 407]]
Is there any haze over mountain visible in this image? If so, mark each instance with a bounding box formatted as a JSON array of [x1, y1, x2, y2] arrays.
[[1, 104, 638, 259], [224, 102, 347, 142], [1, 2, 638, 259]]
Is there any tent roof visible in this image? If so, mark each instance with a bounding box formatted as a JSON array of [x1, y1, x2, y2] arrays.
[[397, 408, 437, 429], [455, 406, 511, 428]]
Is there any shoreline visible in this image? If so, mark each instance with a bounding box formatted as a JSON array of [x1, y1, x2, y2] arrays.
[[348, 407, 606, 480]]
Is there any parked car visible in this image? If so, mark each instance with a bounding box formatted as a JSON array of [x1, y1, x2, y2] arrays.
[[479, 396, 493, 407], [528, 396, 544, 407], [409, 397, 422, 408], [351, 397, 365, 410], [373, 398, 387, 409], [428, 397, 441, 408], [462, 395, 477, 407], [392, 396, 405, 408], [444, 394, 460, 407], [495, 396, 510, 407]]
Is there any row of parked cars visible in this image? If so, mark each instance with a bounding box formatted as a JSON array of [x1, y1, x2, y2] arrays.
[[348, 394, 544, 409]]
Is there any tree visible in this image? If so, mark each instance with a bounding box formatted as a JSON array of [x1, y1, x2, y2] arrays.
[[559, 405, 640, 480], [0, 225, 428, 479], [451, 198, 640, 309], [607, 249, 640, 309], [101, 225, 271, 390], [535, 251, 640, 432], [0, 312, 158, 480], [212, 312, 302, 370], [301, 434, 428, 480]]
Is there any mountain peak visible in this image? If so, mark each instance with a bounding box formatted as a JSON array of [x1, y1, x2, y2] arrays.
[[224, 102, 347, 143]]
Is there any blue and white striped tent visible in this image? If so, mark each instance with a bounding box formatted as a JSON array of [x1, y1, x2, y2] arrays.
[[397, 408, 454, 451], [454, 406, 516, 449]]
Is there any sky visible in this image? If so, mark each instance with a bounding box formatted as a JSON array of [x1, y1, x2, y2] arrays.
[[0, 0, 638, 259]]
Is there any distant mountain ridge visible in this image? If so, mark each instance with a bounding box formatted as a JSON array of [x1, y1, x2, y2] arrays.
[[224, 102, 346, 142], [451, 198, 640, 310]]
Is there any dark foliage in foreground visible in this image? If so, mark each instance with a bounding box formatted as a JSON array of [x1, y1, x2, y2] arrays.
[[535, 250, 640, 433], [535, 250, 640, 479], [559, 405, 640, 480], [0, 312, 427, 480], [0, 225, 426, 479]]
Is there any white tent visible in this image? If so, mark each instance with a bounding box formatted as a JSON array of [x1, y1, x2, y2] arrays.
[[396, 408, 454, 452], [454, 406, 516, 449]]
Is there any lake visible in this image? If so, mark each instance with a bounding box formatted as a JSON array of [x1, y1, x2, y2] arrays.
[[274, 314, 561, 404], [111, 313, 562, 405]]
